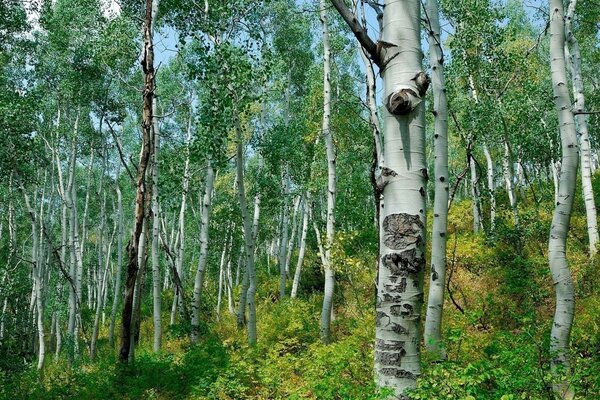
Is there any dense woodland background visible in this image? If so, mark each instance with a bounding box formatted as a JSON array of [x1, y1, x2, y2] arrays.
[[0, 0, 599, 399]]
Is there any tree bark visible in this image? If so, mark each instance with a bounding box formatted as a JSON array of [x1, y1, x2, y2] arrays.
[[320, 0, 336, 344], [119, 0, 156, 363], [565, 0, 598, 257], [234, 108, 258, 345], [483, 144, 495, 229], [191, 161, 215, 342], [171, 112, 193, 325], [277, 168, 290, 298], [423, 0, 449, 360], [108, 176, 124, 346], [151, 98, 162, 352], [548, 1, 578, 398], [291, 196, 310, 299]]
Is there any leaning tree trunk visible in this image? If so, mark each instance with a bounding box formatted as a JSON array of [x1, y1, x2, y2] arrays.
[[565, 0, 598, 257], [319, 0, 336, 344], [423, 0, 449, 360], [191, 161, 215, 342], [119, 0, 155, 363], [548, 1, 578, 398]]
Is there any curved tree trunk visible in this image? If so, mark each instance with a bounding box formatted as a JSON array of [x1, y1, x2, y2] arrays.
[[548, 1, 578, 398]]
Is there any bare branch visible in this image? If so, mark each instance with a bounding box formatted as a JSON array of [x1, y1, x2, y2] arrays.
[[329, 0, 380, 66]]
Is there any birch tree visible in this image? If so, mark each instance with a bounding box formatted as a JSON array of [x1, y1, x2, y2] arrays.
[[423, 0, 450, 359], [565, 0, 598, 257], [330, 0, 429, 395], [119, 0, 157, 363], [547, 1, 578, 397], [319, 0, 336, 345]]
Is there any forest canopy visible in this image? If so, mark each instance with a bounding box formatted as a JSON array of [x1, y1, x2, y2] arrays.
[[0, 0, 599, 399]]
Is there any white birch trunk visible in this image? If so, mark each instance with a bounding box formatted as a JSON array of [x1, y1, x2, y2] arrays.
[[191, 161, 215, 342], [469, 155, 482, 233], [319, 0, 336, 344], [291, 198, 310, 299], [565, 0, 599, 256], [171, 114, 193, 325], [234, 109, 258, 345], [503, 140, 519, 225], [483, 144, 496, 229], [277, 168, 290, 298], [151, 97, 162, 352], [21, 186, 45, 371], [548, 2, 578, 398], [423, 0, 449, 359], [108, 178, 123, 346], [376, 1, 428, 396], [285, 196, 301, 275]]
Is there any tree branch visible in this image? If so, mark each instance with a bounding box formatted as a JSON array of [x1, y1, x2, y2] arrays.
[[329, 0, 380, 66]]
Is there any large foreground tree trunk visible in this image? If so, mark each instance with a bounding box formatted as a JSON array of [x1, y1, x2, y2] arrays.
[[330, 0, 429, 395], [548, 1, 577, 398]]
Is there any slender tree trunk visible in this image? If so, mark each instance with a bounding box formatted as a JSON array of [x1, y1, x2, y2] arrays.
[[151, 98, 162, 352], [548, 2, 578, 398], [423, 0, 449, 359], [320, 0, 336, 344], [91, 221, 115, 360], [21, 185, 45, 371], [483, 144, 496, 229], [552, 160, 561, 205], [171, 113, 193, 325], [234, 107, 258, 345], [119, 0, 156, 363], [129, 217, 149, 363], [565, 0, 598, 257], [503, 139, 519, 225], [469, 155, 482, 233], [191, 161, 215, 342], [109, 178, 123, 346], [285, 196, 301, 276], [216, 239, 228, 321], [291, 197, 309, 299], [277, 168, 290, 298]]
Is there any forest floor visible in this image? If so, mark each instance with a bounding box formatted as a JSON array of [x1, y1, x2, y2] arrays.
[[2, 179, 600, 400]]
